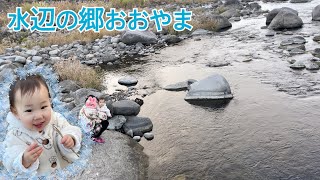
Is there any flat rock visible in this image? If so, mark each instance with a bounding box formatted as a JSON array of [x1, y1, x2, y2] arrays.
[[121, 30, 157, 45], [118, 76, 138, 86], [59, 80, 81, 93], [290, 60, 305, 69], [112, 100, 140, 116]]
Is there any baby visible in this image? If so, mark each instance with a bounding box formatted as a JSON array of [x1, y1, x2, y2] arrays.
[[79, 95, 111, 143], [3, 74, 82, 177]]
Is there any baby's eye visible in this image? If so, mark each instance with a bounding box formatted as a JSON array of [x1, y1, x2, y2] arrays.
[[25, 109, 32, 112], [41, 106, 48, 109]]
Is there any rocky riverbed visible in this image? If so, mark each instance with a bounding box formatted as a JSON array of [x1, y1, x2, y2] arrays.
[[1, 0, 320, 179]]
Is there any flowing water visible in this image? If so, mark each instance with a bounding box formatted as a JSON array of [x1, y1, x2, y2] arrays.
[[103, 1, 320, 179]]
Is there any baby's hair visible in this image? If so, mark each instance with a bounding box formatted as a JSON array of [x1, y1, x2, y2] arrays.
[[98, 94, 108, 101], [9, 74, 50, 111]]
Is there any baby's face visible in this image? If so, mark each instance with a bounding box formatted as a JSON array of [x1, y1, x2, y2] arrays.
[[13, 84, 52, 132], [98, 99, 105, 107]]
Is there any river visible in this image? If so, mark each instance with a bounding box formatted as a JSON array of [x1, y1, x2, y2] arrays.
[[103, 1, 320, 179]]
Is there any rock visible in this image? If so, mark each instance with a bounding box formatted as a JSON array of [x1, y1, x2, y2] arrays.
[[280, 44, 305, 51], [107, 115, 127, 130], [200, 14, 232, 31], [0, 68, 14, 82], [247, 2, 261, 11], [2, 56, 16, 61], [75, 131, 148, 180], [14, 56, 26, 64], [49, 49, 60, 56], [112, 100, 140, 116], [50, 57, 61, 62], [268, 9, 303, 30], [82, 59, 98, 65], [289, 48, 305, 55], [206, 61, 230, 67], [306, 62, 320, 70], [143, 132, 154, 141], [290, 60, 305, 69], [61, 102, 76, 110], [266, 31, 275, 36], [111, 37, 120, 43], [223, 0, 243, 9], [122, 116, 153, 137], [229, 17, 241, 21], [62, 97, 74, 103], [86, 54, 95, 60], [266, 7, 298, 25], [26, 50, 38, 56], [0, 63, 17, 72], [290, 0, 309, 2], [118, 76, 138, 86], [59, 80, 81, 93], [121, 30, 157, 45], [220, 8, 241, 19], [312, 48, 320, 58], [280, 36, 306, 46], [92, 46, 100, 52], [102, 53, 119, 63], [133, 136, 141, 142], [164, 81, 190, 91], [31, 56, 43, 62], [162, 35, 182, 44], [73, 88, 102, 106], [191, 29, 211, 36], [313, 35, 320, 42], [287, 59, 296, 64], [283, 31, 294, 35], [312, 5, 320, 21], [185, 74, 233, 102]]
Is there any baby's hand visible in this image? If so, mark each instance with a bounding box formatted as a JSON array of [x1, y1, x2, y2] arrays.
[[22, 142, 43, 168], [61, 135, 75, 149]]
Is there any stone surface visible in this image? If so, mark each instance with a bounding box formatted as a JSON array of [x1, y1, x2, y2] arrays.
[[59, 80, 81, 93], [266, 7, 298, 25], [76, 131, 148, 180], [118, 76, 138, 86], [107, 115, 127, 130], [14, 56, 26, 64], [185, 74, 233, 101], [312, 5, 320, 21], [290, 60, 305, 69], [191, 29, 211, 36], [162, 35, 182, 44], [112, 100, 140, 116], [121, 30, 157, 45], [164, 81, 191, 91], [122, 116, 153, 137], [73, 88, 102, 106], [268, 9, 303, 30], [143, 132, 154, 141]]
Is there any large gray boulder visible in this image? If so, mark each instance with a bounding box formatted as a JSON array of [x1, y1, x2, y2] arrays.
[[200, 14, 232, 31], [59, 80, 81, 93], [112, 100, 140, 116], [121, 30, 157, 45], [107, 115, 127, 130], [312, 5, 320, 21], [268, 9, 303, 30], [122, 116, 153, 137], [73, 88, 103, 106], [76, 131, 148, 180], [266, 7, 298, 25], [185, 74, 233, 101], [220, 8, 241, 19]]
